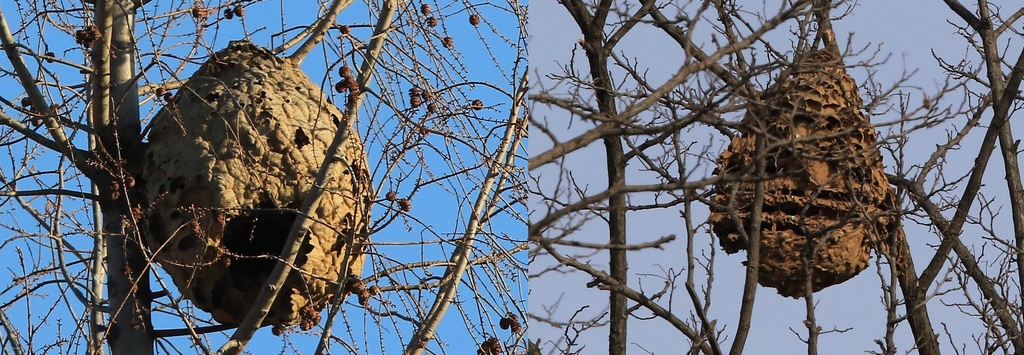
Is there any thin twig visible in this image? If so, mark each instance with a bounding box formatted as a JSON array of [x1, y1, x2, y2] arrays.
[[0, 306, 25, 355], [403, 69, 528, 355], [286, 0, 355, 63], [0, 9, 91, 173]]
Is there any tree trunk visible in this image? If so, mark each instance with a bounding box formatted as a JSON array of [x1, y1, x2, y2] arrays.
[[93, 0, 150, 353], [103, 211, 153, 355]]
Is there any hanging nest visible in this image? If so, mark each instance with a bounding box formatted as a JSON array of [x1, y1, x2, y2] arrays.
[[708, 47, 901, 298], [141, 41, 371, 328]]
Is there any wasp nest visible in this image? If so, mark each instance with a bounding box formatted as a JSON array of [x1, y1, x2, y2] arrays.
[[142, 41, 371, 327], [708, 47, 900, 298]]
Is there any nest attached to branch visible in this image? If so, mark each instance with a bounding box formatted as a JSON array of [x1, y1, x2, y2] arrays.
[[708, 47, 901, 298], [141, 41, 371, 328]]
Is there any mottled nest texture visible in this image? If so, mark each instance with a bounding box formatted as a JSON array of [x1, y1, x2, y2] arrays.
[[142, 41, 371, 328], [709, 47, 901, 298]]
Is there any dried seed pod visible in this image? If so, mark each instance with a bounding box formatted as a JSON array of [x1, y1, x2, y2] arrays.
[[470, 99, 483, 110], [409, 87, 423, 107], [426, 16, 438, 28], [426, 102, 437, 113], [506, 312, 522, 333], [398, 198, 411, 212], [162, 92, 174, 103], [420, 3, 432, 15], [20, 97, 31, 108], [156, 87, 167, 97], [344, 278, 367, 294], [339, 66, 358, 94], [107, 180, 122, 200], [223, 8, 234, 20], [334, 81, 347, 93], [344, 278, 373, 307], [190, 6, 213, 19], [345, 78, 359, 94], [442, 36, 454, 49], [339, 25, 350, 35], [44, 52, 55, 63], [469, 14, 481, 26], [386, 190, 397, 201], [298, 305, 321, 331], [233, 5, 244, 17], [73, 26, 100, 47], [480, 338, 502, 355], [499, 315, 522, 333]]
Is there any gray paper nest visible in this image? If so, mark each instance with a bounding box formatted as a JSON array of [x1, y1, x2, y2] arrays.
[[142, 41, 371, 328]]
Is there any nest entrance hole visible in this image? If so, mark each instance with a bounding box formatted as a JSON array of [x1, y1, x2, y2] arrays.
[[221, 198, 312, 292]]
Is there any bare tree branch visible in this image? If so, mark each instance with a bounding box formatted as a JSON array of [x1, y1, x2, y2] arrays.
[[286, 0, 355, 63]]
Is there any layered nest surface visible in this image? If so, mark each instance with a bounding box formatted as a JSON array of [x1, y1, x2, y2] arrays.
[[708, 47, 901, 298], [141, 41, 371, 327]]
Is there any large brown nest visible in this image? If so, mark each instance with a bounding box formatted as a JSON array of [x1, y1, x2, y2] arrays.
[[141, 41, 371, 328], [708, 47, 901, 298]]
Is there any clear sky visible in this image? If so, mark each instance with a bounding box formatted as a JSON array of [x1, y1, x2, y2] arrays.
[[530, 0, 1023, 353]]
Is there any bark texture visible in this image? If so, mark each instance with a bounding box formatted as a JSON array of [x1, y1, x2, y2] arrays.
[[141, 41, 371, 328], [709, 46, 900, 298]]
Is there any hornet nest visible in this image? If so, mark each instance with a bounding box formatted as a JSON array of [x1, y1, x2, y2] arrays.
[[142, 41, 371, 328], [708, 44, 902, 298]]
